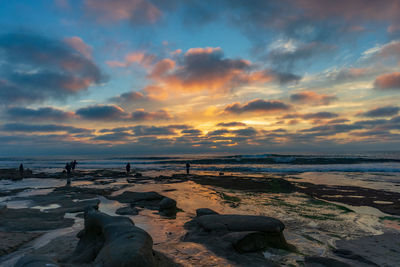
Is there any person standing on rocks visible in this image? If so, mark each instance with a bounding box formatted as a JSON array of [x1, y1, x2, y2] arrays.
[[19, 163, 24, 179], [186, 162, 191, 174], [126, 163, 131, 175], [72, 160, 77, 171], [65, 162, 71, 185]]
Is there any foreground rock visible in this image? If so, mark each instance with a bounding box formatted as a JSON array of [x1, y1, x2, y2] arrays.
[[15, 186, 108, 215], [68, 208, 177, 266], [14, 254, 59, 267], [334, 233, 400, 266], [184, 208, 294, 266], [295, 182, 400, 215], [0, 208, 75, 231], [304, 256, 351, 267], [0, 231, 42, 256], [109, 191, 180, 216], [189, 174, 296, 193]]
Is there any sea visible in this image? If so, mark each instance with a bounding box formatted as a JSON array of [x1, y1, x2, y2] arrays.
[[1, 151, 400, 192], [1, 151, 400, 172]]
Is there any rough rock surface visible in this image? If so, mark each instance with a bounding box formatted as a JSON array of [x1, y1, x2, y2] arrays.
[[69, 208, 177, 266], [0, 231, 42, 256], [196, 208, 219, 217], [304, 256, 352, 267], [334, 233, 400, 266], [183, 208, 293, 266], [110, 191, 179, 216], [196, 214, 285, 233], [116, 206, 139, 215], [189, 175, 296, 193], [0, 208, 75, 231], [14, 254, 59, 267]]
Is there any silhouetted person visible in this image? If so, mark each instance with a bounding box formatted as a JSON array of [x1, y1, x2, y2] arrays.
[[19, 163, 24, 179], [65, 162, 71, 185], [126, 163, 131, 174], [65, 162, 71, 174], [72, 160, 77, 171], [186, 163, 190, 174]]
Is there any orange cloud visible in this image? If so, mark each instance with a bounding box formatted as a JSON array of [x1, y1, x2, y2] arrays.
[[84, 0, 161, 24], [107, 52, 155, 68], [290, 91, 337, 105], [147, 47, 298, 94], [374, 72, 400, 90], [64, 36, 92, 59]]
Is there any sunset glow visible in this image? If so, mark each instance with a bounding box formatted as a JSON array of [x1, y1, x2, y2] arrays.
[[1, 0, 400, 155]]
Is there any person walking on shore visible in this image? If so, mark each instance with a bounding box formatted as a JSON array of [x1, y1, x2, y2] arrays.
[[186, 162, 190, 175], [126, 163, 131, 175]]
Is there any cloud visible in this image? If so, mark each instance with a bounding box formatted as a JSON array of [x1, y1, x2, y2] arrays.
[[0, 32, 106, 105], [268, 41, 335, 70], [216, 122, 247, 127], [148, 58, 175, 78], [76, 105, 128, 120], [224, 99, 291, 114], [131, 109, 171, 121], [148, 47, 300, 93], [64, 36, 92, 59], [75, 104, 171, 121], [84, 0, 161, 24], [290, 91, 337, 105], [106, 52, 155, 68], [302, 112, 338, 120], [0, 123, 91, 134], [132, 125, 177, 136], [332, 67, 370, 82], [93, 132, 132, 141], [360, 106, 400, 117], [4, 107, 74, 121], [374, 72, 400, 90]]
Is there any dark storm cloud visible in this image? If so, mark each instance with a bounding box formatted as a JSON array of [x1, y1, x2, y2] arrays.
[[360, 106, 400, 117], [4, 107, 74, 121], [0, 123, 92, 134], [0, 32, 106, 105], [224, 99, 291, 114]]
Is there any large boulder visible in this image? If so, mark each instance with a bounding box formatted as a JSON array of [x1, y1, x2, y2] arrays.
[[70, 208, 175, 266], [185, 210, 295, 254]]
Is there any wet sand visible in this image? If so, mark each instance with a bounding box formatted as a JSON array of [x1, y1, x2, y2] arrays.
[[1, 169, 400, 266]]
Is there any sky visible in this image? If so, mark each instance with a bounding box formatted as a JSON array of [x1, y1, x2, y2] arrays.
[[0, 0, 400, 156]]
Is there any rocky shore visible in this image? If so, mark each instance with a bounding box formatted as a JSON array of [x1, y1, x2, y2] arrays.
[[0, 168, 399, 266]]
